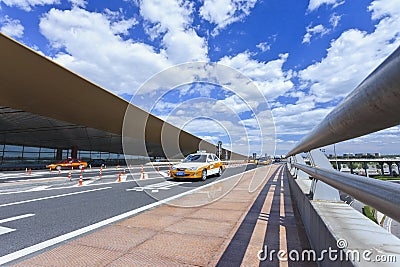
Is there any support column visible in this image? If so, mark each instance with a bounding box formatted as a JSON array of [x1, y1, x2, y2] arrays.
[[396, 163, 400, 177], [388, 162, 393, 177], [71, 146, 78, 159], [380, 162, 385, 176], [363, 162, 369, 177], [56, 148, 62, 160]]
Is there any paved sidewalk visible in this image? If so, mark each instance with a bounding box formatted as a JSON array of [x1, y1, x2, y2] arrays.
[[14, 164, 314, 266]]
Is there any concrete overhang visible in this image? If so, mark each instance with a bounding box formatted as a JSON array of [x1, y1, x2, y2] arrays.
[[0, 33, 245, 159]]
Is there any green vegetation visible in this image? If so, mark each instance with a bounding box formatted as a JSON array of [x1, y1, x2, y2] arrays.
[[371, 176, 400, 181], [363, 206, 378, 224]]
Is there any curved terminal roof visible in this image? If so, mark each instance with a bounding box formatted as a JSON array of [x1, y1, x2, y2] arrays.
[[0, 33, 245, 159]]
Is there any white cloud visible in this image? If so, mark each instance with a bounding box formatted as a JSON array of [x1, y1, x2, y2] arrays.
[[68, 0, 86, 8], [39, 7, 171, 95], [199, 0, 257, 35], [159, 103, 271, 156], [302, 24, 330, 44], [256, 41, 270, 52], [216, 94, 249, 114], [0, 16, 24, 37], [329, 13, 341, 28], [281, 0, 400, 154], [334, 126, 400, 155], [307, 0, 344, 12], [111, 17, 138, 35], [0, 0, 59, 11], [299, 0, 400, 102], [219, 52, 294, 101], [139, 0, 208, 63]]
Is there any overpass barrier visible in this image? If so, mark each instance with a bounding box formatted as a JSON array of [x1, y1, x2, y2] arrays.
[[292, 162, 400, 223], [286, 45, 400, 266]]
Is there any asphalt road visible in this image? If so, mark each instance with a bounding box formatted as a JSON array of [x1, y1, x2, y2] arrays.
[[0, 164, 257, 265]]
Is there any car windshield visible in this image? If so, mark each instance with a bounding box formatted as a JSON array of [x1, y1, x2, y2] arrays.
[[183, 154, 207, 163]]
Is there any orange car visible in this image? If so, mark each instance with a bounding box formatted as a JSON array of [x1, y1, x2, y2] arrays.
[[46, 158, 88, 170]]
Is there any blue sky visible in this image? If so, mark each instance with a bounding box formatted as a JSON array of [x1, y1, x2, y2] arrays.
[[1, 0, 400, 156]]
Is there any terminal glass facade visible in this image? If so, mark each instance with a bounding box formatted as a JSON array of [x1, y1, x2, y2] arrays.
[[0, 144, 134, 169]]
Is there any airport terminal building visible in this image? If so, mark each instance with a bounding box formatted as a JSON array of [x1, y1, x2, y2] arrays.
[[0, 33, 242, 169]]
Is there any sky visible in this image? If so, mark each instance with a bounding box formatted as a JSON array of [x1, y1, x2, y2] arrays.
[[1, 0, 400, 157]]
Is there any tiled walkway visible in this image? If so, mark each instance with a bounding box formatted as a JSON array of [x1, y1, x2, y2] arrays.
[[14, 164, 315, 266]]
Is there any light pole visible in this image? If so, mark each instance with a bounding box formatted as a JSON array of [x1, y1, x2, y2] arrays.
[[334, 144, 339, 171], [217, 141, 222, 159]]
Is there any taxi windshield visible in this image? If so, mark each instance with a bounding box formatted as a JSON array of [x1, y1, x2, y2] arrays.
[[183, 154, 207, 163]]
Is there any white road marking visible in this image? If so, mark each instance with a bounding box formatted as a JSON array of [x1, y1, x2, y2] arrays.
[[0, 214, 35, 236], [73, 179, 99, 187], [26, 186, 52, 192], [159, 171, 169, 177], [0, 187, 111, 208], [12, 177, 65, 183], [0, 226, 15, 235], [126, 181, 191, 192], [0, 214, 35, 224], [0, 167, 255, 265], [114, 174, 128, 183]]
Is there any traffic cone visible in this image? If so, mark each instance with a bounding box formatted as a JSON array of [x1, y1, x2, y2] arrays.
[[58, 169, 61, 175], [68, 172, 71, 181], [141, 168, 145, 180], [118, 172, 122, 182], [123, 168, 126, 175], [79, 173, 83, 186], [99, 166, 102, 178]]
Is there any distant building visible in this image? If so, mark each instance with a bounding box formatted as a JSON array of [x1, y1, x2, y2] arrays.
[[343, 153, 354, 158], [355, 153, 367, 157]]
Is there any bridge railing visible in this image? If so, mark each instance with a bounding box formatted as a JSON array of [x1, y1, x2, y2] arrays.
[[292, 162, 400, 222], [285, 45, 400, 265], [287, 45, 400, 217]]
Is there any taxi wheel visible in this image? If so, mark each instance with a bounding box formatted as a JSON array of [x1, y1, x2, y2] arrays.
[[201, 169, 207, 181], [217, 167, 222, 177]]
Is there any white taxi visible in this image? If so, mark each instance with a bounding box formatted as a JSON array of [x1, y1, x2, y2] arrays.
[[170, 151, 224, 181]]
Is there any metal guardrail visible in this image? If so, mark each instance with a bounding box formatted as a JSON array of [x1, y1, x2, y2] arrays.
[[293, 162, 400, 222], [287, 45, 400, 157], [286, 45, 400, 223]]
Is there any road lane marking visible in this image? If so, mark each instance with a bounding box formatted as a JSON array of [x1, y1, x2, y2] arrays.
[[0, 167, 256, 265], [126, 181, 191, 192], [26, 186, 52, 192], [0, 187, 111, 208], [0, 214, 35, 224], [158, 171, 169, 177], [0, 226, 15, 235], [0, 214, 35, 236]]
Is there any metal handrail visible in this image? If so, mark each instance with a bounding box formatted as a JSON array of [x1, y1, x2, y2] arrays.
[[292, 162, 400, 222], [287, 45, 400, 157]]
